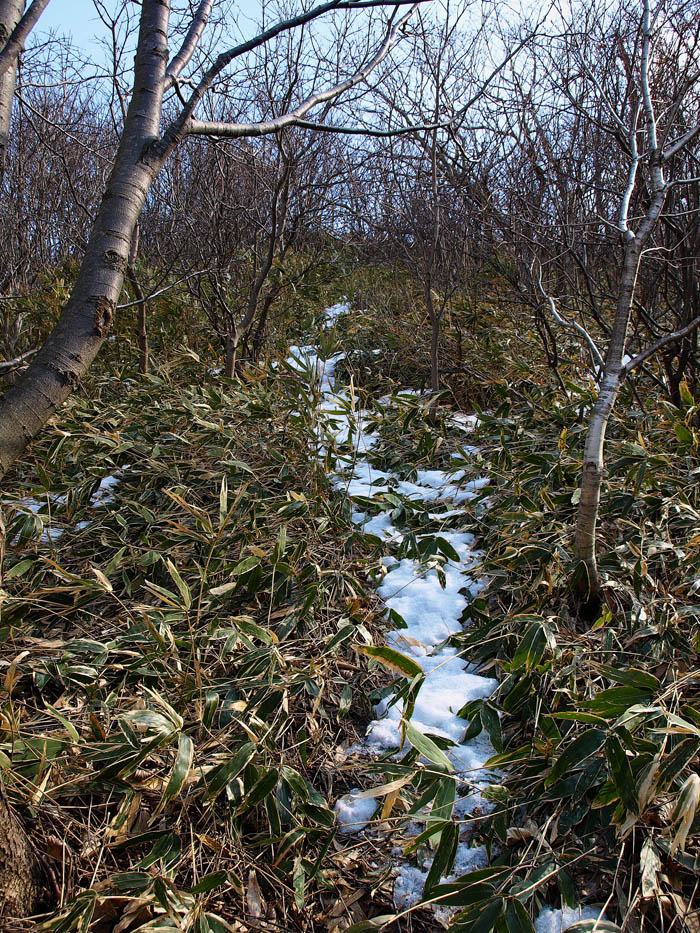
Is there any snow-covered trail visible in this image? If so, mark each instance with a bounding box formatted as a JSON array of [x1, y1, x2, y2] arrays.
[[291, 304, 609, 930], [289, 304, 499, 911]]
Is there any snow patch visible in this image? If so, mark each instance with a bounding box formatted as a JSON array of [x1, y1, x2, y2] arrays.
[[450, 412, 481, 433], [535, 906, 608, 933], [394, 844, 489, 910], [334, 789, 379, 833], [324, 300, 351, 323], [6, 472, 123, 544]]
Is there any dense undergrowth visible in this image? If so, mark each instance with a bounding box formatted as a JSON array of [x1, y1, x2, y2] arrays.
[[2, 263, 700, 931], [0, 343, 401, 931], [455, 380, 700, 931]]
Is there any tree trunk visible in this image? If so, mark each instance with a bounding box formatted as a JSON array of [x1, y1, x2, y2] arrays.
[[574, 239, 643, 614], [424, 282, 440, 393], [0, 0, 23, 185], [137, 301, 149, 376], [251, 292, 276, 361], [224, 332, 236, 378], [0, 796, 43, 920], [0, 0, 170, 480], [430, 315, 440, 393]]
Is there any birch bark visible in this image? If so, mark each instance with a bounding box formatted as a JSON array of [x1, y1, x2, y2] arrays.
[[573, 0, 673, 612], [0, 0, 23, 184], [0, 1, 419, 479]]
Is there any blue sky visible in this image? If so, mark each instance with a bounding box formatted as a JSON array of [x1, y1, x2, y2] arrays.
[[38, 0, 109, 47], [37, 0, 263, 51]]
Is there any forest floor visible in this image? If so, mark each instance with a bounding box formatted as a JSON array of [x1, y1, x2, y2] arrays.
[[2, 294, 700, 932]]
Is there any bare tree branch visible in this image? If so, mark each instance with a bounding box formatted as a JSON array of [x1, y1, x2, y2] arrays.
[[185, 4, 417, 140], [116, 268, 214, 309], [0, 0, 51, 79], [534, 261, 604, 369], [291, 117, 441, 136], [622, 314, 700, 379], [164, 0, 214, 92], [663, 122, 700, 163], [0, 347, 38, 372]]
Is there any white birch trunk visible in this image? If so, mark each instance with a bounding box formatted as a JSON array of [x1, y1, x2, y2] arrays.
[[0, 0, 23, 184]]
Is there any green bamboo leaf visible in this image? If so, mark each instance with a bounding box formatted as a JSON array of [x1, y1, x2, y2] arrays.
[[584, 686, 654, 717], [597, 666, 659, 692], [675, 423, 693, 445], [236, 616, 278, 644], [451, 896, 503, 928], [219, 475, 228, 528], [436, 537, 461, 562], [355, 644, 423, 680], [44, 703, 81, 744], [549, 712, 608, 726], [203, 912, 237, 932], [138, 831, 181, 869], [481, 702, 503, 753], [111, 871, 153, 892], [671, 773, 700, 853], [404, 721, 454, 772], [680, 380, 695, 407], [209, 580, 238, 597], [424, 881, 496, 910], [431, 775, 456, 824], [545, 729, 607, 788], [210, 557, 262, 597], [658, 737, 700, 790], [564, 922, 620, 933], [485, 745, 532, 770], [4, 558, 34, 580], [199, 742, 257, 798], [232, 555, 263, 575], [344, 916, 397, 932], [293, 856, 305, 911], [640, 838, 661, 898], [404, 820, 451, 855], [327, 624, 356, 652], [504, 897, 535, 933], [512, 620, 547, 671], [605, 734, 638, 815], [235, 768, 279, 816], [157, 732, 194, 813], [121, 710, 177, 736], [423, 821, 458, 894], [166, 559, 191, 609]]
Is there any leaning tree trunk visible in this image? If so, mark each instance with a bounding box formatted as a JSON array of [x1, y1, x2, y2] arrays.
[[137, 294, 149, 376], [0, 0, 23, 185], [423, 282, 441, 423], [423, 282, 440, 393], [0, 0, 170, 480], [224, 332, 236, 379]]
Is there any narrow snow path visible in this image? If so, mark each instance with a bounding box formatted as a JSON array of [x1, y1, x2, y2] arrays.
[[292, 304, 609, 928], [290, 304, 498, 911]]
